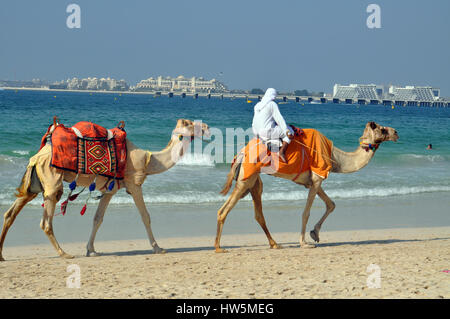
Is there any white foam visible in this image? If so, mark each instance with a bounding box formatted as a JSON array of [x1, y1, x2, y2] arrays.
[[78, 185, 450, 205], [176, 153, 215, 167], [399, 153, 447, 163], [0, 155, 17, 164], [2, 184, 450, 207], [12, 150, 30, 156], [261, 185, 450, 201]]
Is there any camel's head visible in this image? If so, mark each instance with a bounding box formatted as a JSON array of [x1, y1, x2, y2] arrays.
[[173, 119, 211, 141], [363, 121, 399, 145]]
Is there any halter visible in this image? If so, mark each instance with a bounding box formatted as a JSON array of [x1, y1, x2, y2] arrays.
[[359, 124, 388, 152], [172, 132, 195, 142], [360, 141, 379, 152], [172, 125, 201, 142]]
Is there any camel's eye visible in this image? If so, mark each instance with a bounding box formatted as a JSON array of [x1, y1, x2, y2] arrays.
[[381, 128, 388, 135]]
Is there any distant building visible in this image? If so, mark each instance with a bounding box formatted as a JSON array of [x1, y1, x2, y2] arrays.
[[387, 85, 440, 101], [333, 83, 441, 101], [63, 77, 129, 91], [333, 84, 383, 100], [135, 75, 228, 93], [48, 80, 67, 89], [0, 79, 48, 88]]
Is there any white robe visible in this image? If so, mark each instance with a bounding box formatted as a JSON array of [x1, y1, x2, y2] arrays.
[[252, 88, 292, 146]]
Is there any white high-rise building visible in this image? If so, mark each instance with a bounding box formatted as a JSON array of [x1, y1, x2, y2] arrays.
[[333, 83, 441, 102], [333, 84, 382, 100], [388, 85, 440, 101]]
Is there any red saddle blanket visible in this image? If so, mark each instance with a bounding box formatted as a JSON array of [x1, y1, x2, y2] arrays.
[[237, 127, 334, 180], [40, 121, 127, 179]]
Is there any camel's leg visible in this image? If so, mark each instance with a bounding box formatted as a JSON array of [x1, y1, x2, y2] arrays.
[[310, 186, 335, 243], [40, 195, 74, 259], [31, 153, 71, 258], [0, 194, 37, 261], [215, 178, 253, 253], [129, 186, 165, 254], [249, 176, 280, 249], [86, 193, 113, 257], [214, 188, 242, 253], [300, 174, 323, 248]]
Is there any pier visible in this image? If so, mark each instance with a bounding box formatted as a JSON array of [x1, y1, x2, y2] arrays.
[[153, 91, 449, 107], [2, 87, 448, 107]]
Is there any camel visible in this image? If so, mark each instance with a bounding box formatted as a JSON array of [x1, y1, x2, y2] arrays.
[[0, 119, 210, 261], [215, 121, 399, 252]]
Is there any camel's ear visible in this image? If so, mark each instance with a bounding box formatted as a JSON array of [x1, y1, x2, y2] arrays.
[[369, 121, 377, 130], [182, 119, 193, 127], [177, 119, 190, 127]]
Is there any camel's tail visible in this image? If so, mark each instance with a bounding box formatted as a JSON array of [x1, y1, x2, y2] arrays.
[[15, 166, 34, 198], [220, 153, 243, 196]]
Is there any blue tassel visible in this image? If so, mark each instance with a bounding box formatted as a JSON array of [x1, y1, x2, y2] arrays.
[[89, 182, 96, 192], [108, 180, 115, 191], [69, 180, 77, 191]]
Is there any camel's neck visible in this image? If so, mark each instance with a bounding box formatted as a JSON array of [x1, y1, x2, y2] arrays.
[[331, 144, 376, 174], [145, 135, 191, 175]]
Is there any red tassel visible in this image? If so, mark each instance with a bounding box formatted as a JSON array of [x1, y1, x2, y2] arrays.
[[80, 204, 87, 216], [41, 203, 44, 207], [60, 200, 68, 216]]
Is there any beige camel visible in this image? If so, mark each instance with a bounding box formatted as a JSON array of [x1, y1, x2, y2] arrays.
[[215, 121, 399, 252], [0, 119, 210, 261]]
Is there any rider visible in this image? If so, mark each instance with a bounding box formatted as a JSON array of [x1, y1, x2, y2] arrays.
[[252, 88, 293, 162]]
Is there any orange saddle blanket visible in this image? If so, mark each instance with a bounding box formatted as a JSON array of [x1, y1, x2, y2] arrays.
[[40, 121, 127, 179], [238, 128, 333, 180]]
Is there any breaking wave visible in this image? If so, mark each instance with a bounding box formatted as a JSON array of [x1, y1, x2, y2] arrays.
[[176, 153, 215, 167], [3, 184, 448, 207]]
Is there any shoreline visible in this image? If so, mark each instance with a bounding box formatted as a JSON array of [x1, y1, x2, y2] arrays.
[[1, 226, 448, 298], [1, 86, 160, 96], [1, 190, 449, 248], [1, 86, 240, 98]]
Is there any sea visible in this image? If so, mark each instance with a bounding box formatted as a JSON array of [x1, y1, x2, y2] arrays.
[[0, 89, 449, 245]]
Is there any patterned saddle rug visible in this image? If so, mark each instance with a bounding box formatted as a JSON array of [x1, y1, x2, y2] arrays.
[[40, 121, 127, 179]]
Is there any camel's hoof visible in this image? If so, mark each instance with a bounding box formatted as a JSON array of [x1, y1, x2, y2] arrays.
[[270, 244, 282, 249], [215, 248, 228, 253], [154, 247, 166, 254], [86, 251, 101, 257], [61, 253, 75, 259], [0, 256, 5, 262], [310, 230, 320, 243], [300, 242, 316, 249]]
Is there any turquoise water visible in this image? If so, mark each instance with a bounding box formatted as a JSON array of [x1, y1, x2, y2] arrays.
[[0, 89, 449, 208]]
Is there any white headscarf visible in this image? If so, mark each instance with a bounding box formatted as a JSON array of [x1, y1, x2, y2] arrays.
[[252, 87, 292, 144], [254, 88, 277, 112]]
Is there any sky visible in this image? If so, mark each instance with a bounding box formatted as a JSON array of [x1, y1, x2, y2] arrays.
[[1, 0, 449, 95]]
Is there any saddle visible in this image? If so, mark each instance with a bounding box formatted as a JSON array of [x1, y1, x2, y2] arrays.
[[258, 125, 304, 152], [40, 119, 127, 179], [235, 126, 333, 180]]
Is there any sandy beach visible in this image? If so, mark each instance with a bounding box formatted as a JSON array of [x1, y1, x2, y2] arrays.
[[2, 0, 450, 305], [0, 227, 448, 299]]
